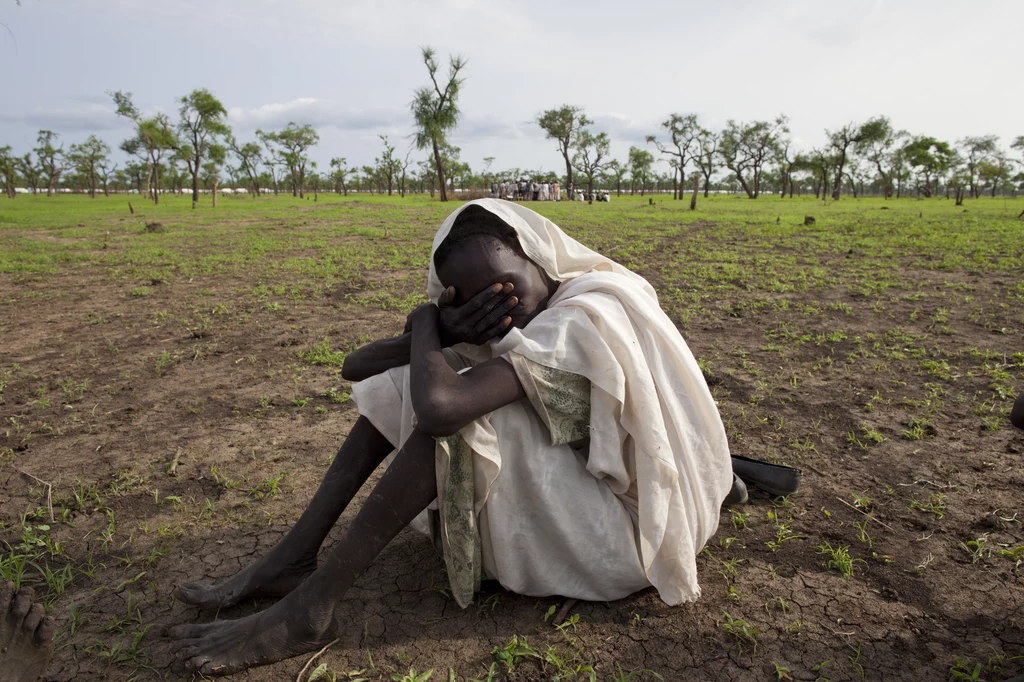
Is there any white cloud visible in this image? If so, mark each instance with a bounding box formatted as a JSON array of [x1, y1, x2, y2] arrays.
[[227, 98, 409, 133], [0, 102, 122, 132]]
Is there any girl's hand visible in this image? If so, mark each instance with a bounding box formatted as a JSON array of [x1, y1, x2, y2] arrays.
[[437, 283, 518, 346]]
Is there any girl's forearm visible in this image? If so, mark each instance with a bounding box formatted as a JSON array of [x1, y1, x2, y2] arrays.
[[409, 308, 464, 432], [340, 333, 412, 382]]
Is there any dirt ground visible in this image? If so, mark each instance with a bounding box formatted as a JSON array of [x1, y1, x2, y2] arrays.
[[1, 196, 1022, 681]]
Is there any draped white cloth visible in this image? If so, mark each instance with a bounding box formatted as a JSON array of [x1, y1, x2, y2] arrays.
[[353, 198, 731, 606]]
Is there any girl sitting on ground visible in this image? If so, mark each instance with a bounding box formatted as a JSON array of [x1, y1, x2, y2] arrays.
[[170, 199, 733, 675]]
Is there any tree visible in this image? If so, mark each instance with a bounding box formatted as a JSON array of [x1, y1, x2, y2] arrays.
[[375, 135, 400, 196], [825, 122, 867, 199], [96, 157, 116, 196], [16, 153, 41, 194], [175, 88, 230, 206], [34, 130, 67, 197], [68, 135, 110, 198], [0, 146, 18, 198], [227, 135, 265, 196], [719, 116, 789, 199], [627, 146, 654, 196], [853, 117, 907, 198], [411, 47, 466, 202], [774, 140, 798, 197], [902, 136, 954, 197], [977, 153, 1012, 197], [572, 130, 610, 199], [957, 135, 999, 198], [329, 157, 350, 195], [259, 123, 320, 198], [646, 114, 700, 200], [604, 159, 628, 196], [110, 91, 177, 204], [536, 105, 591, 197], [695, 129, 719, 198]]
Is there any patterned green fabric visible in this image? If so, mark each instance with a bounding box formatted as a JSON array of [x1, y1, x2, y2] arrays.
[[525, 362, 591, 445], [435, 358, 591, 608], [436, 432, 481, 608]]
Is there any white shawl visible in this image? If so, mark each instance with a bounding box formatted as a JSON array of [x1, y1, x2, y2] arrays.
[[428, 199, 732, 605]]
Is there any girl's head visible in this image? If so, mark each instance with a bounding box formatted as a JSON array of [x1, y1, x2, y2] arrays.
[[433, 205, 558, 329]]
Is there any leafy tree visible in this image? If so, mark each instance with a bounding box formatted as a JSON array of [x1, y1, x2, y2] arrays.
[[977, 153, 1012, 196], [604, 159, 628, 196], [176, 88, 230, 205], [375, 135, 401, 196], [719, 116, 789, 198], [329, 157, 350, 195], [536, 105, 591, 196], [695, 129, 719, 198], [646, 113, 700, 200], [16, 153, 41, 194], [571, 130, 610, 198], [226, 135, 265, 196], [825, 122, 868, 199], [853, 116, 908, 198], [96, 156, 116, 196], [68, 135, 110, 198], [902, 136, 954, 197], [957, 135, 999, 198], [627, 146, 655, 196], [0, 146, 18, 198], [110, 91, 177, 204], [259, 123, 319, 198], [34, 130, 68, 197], [411, 47, 466, 202]]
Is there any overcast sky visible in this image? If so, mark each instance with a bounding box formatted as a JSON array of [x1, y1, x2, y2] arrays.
[[2, 0, 1021, 177]]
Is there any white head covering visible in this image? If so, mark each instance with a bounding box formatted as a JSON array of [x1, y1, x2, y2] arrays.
[[427, 199, 732, 605]]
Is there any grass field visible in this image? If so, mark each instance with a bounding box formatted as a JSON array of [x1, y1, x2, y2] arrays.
[[1, 192, 1022, 681]]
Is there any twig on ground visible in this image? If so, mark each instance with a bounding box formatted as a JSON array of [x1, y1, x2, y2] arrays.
[[836, 497, 895, 532], [295, 638, 339, 682], [167, 448, 182, 476], [15, 468, 54, 523]]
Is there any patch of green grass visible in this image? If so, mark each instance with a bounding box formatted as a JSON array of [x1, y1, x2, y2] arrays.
[[299, 338, 347, 367]]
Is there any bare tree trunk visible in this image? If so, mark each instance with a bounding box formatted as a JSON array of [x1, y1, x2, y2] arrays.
[[212, 179, 218, 207], [432, 139, 448, 202], [690, 173, 699, 210]]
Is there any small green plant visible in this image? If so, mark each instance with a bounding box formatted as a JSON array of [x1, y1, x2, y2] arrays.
[[903, 418, 936, 440], [817, 542, 862, 577], [721, 612, 760, 653], [960, 535, 989, 564], [998, 544, 1024, 569], [128, 286, 152, 297], [770, 660, 793, 680], [909, 493, 947, 519], [492, 635, 541, 672], [248, 472, 287, 501], [390, 668, 433, 682], [948, 655, 984, 681]]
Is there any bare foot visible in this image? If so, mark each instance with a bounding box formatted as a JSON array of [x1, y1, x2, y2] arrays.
[[169, 588, 335, 675], [0, 582, 56, 682], [173, 548, 316, 610]]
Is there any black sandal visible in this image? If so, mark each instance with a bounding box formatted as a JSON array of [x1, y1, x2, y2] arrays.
[[730, 455, 802, 497]]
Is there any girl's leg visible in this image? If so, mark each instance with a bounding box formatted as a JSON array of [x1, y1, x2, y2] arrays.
[[170, 427, 438, 676], [174, 416, 394, 609]]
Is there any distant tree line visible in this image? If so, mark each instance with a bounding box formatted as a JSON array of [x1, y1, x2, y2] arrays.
[[2, 48, 1022, 204]]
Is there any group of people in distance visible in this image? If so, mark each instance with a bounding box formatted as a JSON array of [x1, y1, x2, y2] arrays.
[[489, 179, 613, 204], [491, 179, 560, 202]]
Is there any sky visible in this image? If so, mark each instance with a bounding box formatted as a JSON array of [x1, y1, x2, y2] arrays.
[[2, 0, 1022, 178]]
